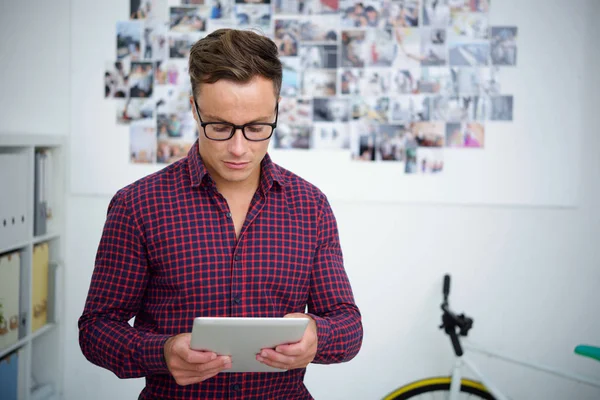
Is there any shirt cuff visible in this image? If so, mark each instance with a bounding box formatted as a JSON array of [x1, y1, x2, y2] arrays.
[[138, 334, 172, 375], [306, 313, 331, 359]]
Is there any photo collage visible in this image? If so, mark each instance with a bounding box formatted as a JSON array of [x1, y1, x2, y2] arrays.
[[105, 0, 517, 173]]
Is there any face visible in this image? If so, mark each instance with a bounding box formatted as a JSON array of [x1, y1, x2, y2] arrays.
[[191, 76, 278, 191]]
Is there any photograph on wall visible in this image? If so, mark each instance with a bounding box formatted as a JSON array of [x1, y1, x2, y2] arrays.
[[298, 16, 338, 42], [420, 27, 446, 66], [352, 96, 390, 123], [448, 40, 490, 66], [418, 67, 451, 94], [235, 4, 271, 29], [143, 20, 169, 61], [446, 122, 484, 148], [422, 0, 450, 28], [392, 27, 421, 70], [105, 61, 131, 98], [377, 124, 407, 161], [489, 95, 513, 121], [106, 0, 517, 170], [155, 86, 192, 115], [446, 95, 485, 122], [302, 0, 339, 14], [350, 119, 378, 161], [302, 69, 337, 96], [130, 119, 157, 163], [281, 56, 300, 96], [169, 6, 208, 32], [274, 19, 299, 56], [390, 95, 427, 122], [313, 98, 351, 122], [341, 30, 367, 68], [391, 68, 420, 94], [117, 21, 143, 60], [279, 97, 313, 125], [386, 0, 420, 28], [169, 32, 202, 58], [411, 121, 444, 147], [117, 98, 155, 124], [129, 62, 155, 98], [206, 0, 234, 20], [312, 122, 350, 150], [155, 59, 189, 86], [340, 0, 383, 28], [491, 26, 518, 66], [300, 44, 338, 69], [272, 125, 311, 149], [415, 147, 444, 173], [273, 0, 302, 14], [359, 68, 392, 96], [448, 12, 489, 41], [131, 0, 169, 21]]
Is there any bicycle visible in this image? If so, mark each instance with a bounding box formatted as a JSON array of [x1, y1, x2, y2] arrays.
[[383, 274, 600, 399]]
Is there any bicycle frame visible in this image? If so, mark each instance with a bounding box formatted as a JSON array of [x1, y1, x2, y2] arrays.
[[447, 341, 600, 400], [440, 274, 600, 400]]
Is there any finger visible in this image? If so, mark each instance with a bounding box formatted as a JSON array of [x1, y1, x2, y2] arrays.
[[257, 348, 295, 366], [175, 370, 222, 386], [256, 354, 294, 371], [173, 355, 231, 373], [274, 342, 305, 356], [179, 348, 218, 365]]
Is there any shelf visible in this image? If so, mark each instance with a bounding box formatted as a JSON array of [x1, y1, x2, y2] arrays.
[[0, 240, 30, 256], [0, 324, 57, 360], [32, 233, 60, 245], [0, 233, 60, 256], [0, 134, 65, 148]]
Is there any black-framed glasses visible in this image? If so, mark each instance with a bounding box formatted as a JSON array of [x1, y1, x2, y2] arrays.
[[193, 99, 278, 142]]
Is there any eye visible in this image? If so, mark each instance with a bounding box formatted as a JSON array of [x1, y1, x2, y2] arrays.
[[246, 125, 268, 133], [211, 124, 232, 133]]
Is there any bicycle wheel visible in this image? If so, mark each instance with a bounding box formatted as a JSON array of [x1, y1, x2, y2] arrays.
[[383, 377, 495, 400]]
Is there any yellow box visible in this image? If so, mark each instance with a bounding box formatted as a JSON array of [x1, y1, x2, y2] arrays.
[[0, 252, 20, 349], [31, 243, 49, 333]]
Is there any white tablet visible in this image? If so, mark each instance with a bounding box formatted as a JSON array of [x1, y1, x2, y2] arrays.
[[189, 317, 309, 373]]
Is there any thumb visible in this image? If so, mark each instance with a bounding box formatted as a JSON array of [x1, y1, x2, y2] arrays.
[[283, 313, 308, 319]]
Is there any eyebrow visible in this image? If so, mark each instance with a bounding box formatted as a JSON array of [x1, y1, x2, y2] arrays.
[[201, 111, 274, 124]]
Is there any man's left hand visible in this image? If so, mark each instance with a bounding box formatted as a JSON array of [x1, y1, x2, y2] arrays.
[[256, 313, 318, 370]]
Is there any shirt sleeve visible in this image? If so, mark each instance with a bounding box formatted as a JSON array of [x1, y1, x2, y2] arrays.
[[78, 190, 171, 378], [307, 194, 363, 364]]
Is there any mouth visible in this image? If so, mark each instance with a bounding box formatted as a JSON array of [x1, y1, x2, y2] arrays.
[[223, 161, 250, 170]]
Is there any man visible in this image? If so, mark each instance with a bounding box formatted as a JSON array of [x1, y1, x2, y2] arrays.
[[79, 28, 363, 399]]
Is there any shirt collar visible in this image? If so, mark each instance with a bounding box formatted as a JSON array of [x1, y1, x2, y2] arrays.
[[187, 140, 286, 192]]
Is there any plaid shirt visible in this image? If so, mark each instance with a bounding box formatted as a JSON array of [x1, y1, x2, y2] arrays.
[[79, 142, 363, 400]]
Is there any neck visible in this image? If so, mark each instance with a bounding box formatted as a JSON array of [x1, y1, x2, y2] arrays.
[[213, 167, 261, 198]]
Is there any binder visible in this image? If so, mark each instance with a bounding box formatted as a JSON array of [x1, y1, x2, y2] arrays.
[[0, 153, 29, 248], [34, 151, 48, 236], [0, 351, 19, 400], [32, 243, 49, 333], [0, 252, 20, 350]]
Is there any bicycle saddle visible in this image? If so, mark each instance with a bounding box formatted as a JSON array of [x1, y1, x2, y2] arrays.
[[575, 345, 600, 362]]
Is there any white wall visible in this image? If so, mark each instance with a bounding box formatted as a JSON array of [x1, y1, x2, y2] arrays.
[[0, 1, 70, 135], [2, 0, 600, 399]]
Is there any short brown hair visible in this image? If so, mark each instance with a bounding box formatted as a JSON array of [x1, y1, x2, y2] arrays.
[[189, 29, 282, 98]]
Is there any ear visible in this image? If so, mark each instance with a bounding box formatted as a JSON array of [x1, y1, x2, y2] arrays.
[[190, 96, 198, 122]]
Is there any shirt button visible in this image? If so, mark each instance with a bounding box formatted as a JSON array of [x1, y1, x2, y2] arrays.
[[226, 212, 232, 219], [233, 296, 242, 305], [234, 255, 240, 261], [232, 384, 241, 391]]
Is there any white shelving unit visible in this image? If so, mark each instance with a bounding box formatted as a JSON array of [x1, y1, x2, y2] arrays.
[[0, 134, 65, 400]]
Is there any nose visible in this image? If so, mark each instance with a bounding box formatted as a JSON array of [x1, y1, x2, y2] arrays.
[[227, 128, 248, 157]]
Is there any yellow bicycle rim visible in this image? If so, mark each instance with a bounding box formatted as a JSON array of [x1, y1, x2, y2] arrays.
[[383, 377, 488, 399]]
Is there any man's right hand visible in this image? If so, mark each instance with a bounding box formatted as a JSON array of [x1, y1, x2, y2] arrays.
[[164, 333, 231, 386]]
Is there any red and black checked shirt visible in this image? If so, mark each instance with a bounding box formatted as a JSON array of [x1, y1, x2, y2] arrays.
[[79, 142, 363, 400]]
